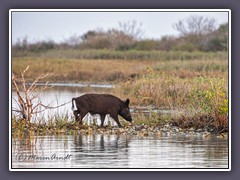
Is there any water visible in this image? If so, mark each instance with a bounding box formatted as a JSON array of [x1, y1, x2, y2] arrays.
[[25, 82, 115, 88], [12, 83, 173, 124], [11, 83, 229, 169], [12, 134, 228, 169], [12, 83, 115, 123]]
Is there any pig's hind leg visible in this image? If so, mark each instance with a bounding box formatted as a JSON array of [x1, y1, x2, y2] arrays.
[[73, 110, 80, 122]]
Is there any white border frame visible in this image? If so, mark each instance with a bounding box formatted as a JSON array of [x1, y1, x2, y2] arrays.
[[9, 9, 231, 171]]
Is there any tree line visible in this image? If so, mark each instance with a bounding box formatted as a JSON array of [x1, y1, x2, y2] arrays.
[[12, 15, 228, 54]]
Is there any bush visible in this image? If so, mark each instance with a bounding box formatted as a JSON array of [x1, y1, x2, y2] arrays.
[[134, 40, 158, 50], [189, 79, 228, 131], [173, 43, 196, 52], [203, 38, 226, 51]]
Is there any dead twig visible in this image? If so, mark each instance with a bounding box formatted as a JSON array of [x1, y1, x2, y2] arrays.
[[12, 65, 67, 122]]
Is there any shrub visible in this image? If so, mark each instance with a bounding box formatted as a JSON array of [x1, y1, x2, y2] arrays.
[[173, 43, 196, 52], [188, 79, 228, 130], [134, 40, 158, 50]]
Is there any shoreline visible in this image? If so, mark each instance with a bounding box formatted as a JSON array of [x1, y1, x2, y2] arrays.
[[12, 119, 228, 139]]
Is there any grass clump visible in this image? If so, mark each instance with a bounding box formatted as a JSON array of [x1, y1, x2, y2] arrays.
[[115, 65, 228, 133]]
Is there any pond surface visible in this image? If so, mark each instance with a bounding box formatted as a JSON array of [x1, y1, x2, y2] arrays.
[[12, 83, 116, 124], [12, 83, 172, 125], [11, 83, 229, 169], [12, 134, 228, 169]]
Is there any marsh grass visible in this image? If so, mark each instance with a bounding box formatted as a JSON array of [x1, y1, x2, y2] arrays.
[[13, 49, 227, 61], [12, 57, 146, 83], [12, 56, 227, 83], [12, 51, 229, 134], [115, 67, 228, 132]]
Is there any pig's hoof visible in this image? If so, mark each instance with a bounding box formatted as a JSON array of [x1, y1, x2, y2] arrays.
[[118, 125, 123, 128]]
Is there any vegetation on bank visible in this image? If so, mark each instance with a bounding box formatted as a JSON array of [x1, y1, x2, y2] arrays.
[[12, 15, 229, 135], [12, 54, 228, 135], [115, 69, 228, 133], [12, 111, 227, 138]]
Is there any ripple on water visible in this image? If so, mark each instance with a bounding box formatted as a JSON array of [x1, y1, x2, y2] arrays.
[[12, 134, 229, 169]]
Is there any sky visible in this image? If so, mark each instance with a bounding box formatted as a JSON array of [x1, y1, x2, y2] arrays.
[[11, 10, 229, 44]]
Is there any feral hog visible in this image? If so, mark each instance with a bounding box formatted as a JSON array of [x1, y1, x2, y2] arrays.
[[72, 94, 132, 127]]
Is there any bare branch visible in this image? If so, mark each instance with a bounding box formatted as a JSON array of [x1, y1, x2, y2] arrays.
[[28, 73, 49, 92], [13, 97, 23, 111], [22, 65, 29, 74], [173, 15, 216, 36], [12, 66, 59, 122], [34, 101, 71, 110], [118, 20, 144, 40], [12, 109, 23, 113], [29, 84, 51, 101], [12, 74, 26, 108], [32, 101, 71, 114]]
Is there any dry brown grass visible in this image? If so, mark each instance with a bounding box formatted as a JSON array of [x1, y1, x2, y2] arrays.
[[12, 57, 227, 83], [113, 67, 228, 132], [12, 56, 229, 133], [12, 57, 159, 83]]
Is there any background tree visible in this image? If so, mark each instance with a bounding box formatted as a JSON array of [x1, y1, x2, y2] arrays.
[[118, 20, 144, 40], [173, 15, 216, 50], [79, 21, 144, 50], [64, 34, 82, 47]]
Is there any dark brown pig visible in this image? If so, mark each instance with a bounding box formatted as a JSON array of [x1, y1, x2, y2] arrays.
[[72, 94, 132, 127]]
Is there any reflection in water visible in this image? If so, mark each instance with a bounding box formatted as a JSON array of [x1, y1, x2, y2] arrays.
[[12, 85, 228, 169], [12, 134, 228, 169], [72, 134, 130, 167]]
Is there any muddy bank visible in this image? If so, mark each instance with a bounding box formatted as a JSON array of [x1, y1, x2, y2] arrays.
[[73, 124, 228, 139], [12, 119, 228, 139]]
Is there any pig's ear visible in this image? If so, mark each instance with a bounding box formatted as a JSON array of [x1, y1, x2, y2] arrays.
[[125, 98, 130, 106]]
